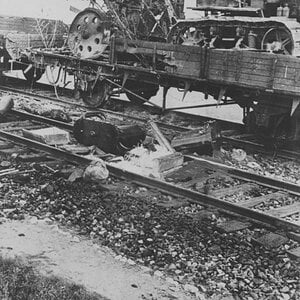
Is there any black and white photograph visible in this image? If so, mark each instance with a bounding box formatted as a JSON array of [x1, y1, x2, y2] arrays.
[[0, 0, 299, 299]]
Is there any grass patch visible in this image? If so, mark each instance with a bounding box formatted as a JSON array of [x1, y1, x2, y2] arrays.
[[0, 256, 108, 300]]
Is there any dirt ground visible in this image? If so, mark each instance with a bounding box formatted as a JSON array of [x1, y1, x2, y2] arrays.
[[0, 217, 203, 300]]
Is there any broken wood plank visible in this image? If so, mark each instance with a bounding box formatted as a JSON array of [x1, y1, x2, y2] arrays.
[[22, 127, 70, 145], [171, 127, 212, 149], [153, 152, 184, 173], [238, 191, 286, 208], [149, 121, 175, 153]]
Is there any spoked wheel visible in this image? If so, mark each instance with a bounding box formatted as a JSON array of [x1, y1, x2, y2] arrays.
[[81, 80, 111, 108], [68, 8, 111, 59], [261, 28, 294, 55]]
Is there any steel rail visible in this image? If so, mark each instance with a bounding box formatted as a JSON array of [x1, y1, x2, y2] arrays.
[[10, 109, 300, 196], [0, 86, 149, 122], [186, 155, 300, 196], [0, 129, 299, 233], [0, 82, 242, 128], [221, 136, 300, 162], [11, 106, 190, 134], [0, 86, 192, 132], [11, 109, 74, 131], [0, 130, 89, 165]]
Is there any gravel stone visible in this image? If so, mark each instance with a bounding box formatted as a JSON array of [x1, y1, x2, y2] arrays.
[[0, 166, 299, 300]]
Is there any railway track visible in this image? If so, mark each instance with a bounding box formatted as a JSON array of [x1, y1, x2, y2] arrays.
[[0, 85, 197, 133], [0, 80, 299, 239], [1, 81, 300, 161], [0, 108, 300, 239], [221, 134, 300, 162], [0, 89, 299, 300]]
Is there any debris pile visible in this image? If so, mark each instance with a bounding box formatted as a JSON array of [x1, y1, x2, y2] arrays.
[[22, 127, 70, 145]]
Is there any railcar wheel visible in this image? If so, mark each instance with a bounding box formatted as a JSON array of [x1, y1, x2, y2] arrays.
[[81, 80, 111, 108], [261, 28, 294, 55]]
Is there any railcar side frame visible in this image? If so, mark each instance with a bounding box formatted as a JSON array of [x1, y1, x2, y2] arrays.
[[27, 37, 300, 107]]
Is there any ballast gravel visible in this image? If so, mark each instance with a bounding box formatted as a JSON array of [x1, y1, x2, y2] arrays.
[[0, 166, 299, 300]]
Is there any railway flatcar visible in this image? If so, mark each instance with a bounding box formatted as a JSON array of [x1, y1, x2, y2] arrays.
[[10, 0, 300, 140]]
